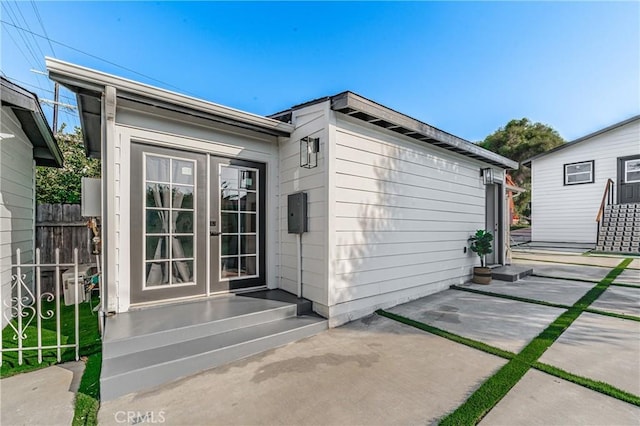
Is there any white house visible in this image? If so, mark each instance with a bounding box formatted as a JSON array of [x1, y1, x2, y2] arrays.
[[1, 77, 63, 328], [46, 58, 517, 398], [524, 115, 640, 249]]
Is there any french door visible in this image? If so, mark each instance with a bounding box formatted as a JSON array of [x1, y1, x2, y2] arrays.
[[130, 143, 266, 304], [210, 157, 266, 292]]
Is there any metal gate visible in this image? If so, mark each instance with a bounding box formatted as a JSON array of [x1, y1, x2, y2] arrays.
[[1, 248, 81, 366]]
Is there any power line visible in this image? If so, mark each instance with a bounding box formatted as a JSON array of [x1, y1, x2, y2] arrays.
[[1, 3, 41, 68], [12, 1, 47, 61], [0, 20, 196, 96], [30, 0, 56, 56], [1, 75, 76, 102]]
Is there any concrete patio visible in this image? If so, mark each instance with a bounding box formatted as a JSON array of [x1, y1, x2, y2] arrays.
[[3, 256, 639, 425]]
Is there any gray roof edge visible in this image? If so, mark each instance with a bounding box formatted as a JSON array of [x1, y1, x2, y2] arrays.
[[1, 77, 63, 167], [523, 114, 640, 166], [331, 91, 518, 169], [45, 57, 294, 136]]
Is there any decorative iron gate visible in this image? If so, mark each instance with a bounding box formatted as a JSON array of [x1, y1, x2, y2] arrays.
[[1, 248, 80, 366]]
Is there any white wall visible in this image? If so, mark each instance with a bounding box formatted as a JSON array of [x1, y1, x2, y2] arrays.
[[277, 102, 329, 306], [326, 113, 500, 326], [0, 107, 35, 328], [111, 102, 279, 312], [531, 119, 640, 243]]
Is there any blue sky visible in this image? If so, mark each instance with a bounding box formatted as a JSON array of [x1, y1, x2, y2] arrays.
[[1, 1, 638, 142]]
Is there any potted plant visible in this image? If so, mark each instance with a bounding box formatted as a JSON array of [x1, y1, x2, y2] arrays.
[[469, 229, 494, 284]]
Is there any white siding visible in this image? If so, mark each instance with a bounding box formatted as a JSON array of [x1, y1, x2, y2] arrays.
[[277, 102, 329, 306], [327, 114, 497, 326], [112, 103, 279, 312], [531, 119, 640, 243], [0, 107, 35, 328]]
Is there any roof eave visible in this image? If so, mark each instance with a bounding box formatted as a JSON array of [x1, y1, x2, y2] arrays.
[[330, 92, 518, 170], [0, 77, 63, 167], [523, 114, 640, 165], [45, 58, 294, 152]]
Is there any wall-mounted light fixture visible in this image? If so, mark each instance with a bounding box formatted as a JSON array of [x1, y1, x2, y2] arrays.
[[481, 168, 495, 185], [300, 136, 319, 169]]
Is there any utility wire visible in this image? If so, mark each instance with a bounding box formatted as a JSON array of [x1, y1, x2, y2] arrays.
[[1, 20, 196, 96], [1, 3, 41, 68], [30, 0, 56, 56], [12, 0, 47, 61]]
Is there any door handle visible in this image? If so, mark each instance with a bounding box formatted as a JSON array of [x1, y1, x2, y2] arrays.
[[210, 231, 222, 236]]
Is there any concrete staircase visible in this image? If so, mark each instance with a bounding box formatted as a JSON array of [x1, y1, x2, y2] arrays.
[[491, 265, 534, 282], [101, 294, 327, 401], [596, 203, 640, 253]]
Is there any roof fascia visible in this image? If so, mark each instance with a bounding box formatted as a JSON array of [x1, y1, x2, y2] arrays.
[[45, 57, 294, 136], [1, 77, 63, 167], [523, 115, 640, 166], [331, 92, 518, 170]]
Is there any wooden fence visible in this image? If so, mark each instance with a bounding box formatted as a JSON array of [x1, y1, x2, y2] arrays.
[[36, 204, 95, 264]]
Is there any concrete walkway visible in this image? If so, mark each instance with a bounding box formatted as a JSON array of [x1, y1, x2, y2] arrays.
[[5, 258, 638, 425], [97, 257, 640, 425], [99, 315, 505, 425], [0, 361, 83, 426]]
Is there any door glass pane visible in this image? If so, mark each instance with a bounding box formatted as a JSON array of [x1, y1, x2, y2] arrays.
[[221, 235, 238, 255], [146, 236, 169, 260], [146, 261, 169, 286], [221, 257, 238, 278], [173, 185, 194, 209], [146, 184, 170, 208], [172, 260, 194, 283], [146, 157, 170, 182], [172, 160, 194, 185], [240, 256, 256, 277], [626, 160, 640, 183], [172, 236, 194, 259], [221, 190, 239, 211], [240, 192, 257, 212], [220, 167, 239, 190], [240, 213, 256, 233], [146, 210, 169, 233], [240, 170, 256, 190], [240, 235, 256, 255], [221, 212, 238, 233], [173, 211, 194, 233]]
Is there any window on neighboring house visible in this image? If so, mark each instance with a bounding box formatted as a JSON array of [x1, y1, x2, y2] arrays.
[[624, 158, 640, 183], [564, 160, 594, 185]]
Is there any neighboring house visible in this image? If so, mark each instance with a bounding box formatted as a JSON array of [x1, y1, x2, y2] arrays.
[[524, 115, 640, 250], [46, 58, 517, 398], [0, 77, 63, 328]]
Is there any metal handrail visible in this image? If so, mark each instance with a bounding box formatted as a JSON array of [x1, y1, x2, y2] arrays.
[[596, 178, 614, 223]]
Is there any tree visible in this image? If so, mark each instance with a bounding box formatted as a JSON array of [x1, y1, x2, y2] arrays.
[[36, 126, 101, 204], [479, 118, 564, 219]]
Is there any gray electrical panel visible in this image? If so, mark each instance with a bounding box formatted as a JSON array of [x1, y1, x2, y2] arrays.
[[288, 192, 308, 234]]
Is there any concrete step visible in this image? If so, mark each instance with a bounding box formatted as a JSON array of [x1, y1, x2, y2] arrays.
[[103, 297, 297, 359], [238, 289, 313, 316], [492, 265, 534, 282], [101, 315, 327, 401]]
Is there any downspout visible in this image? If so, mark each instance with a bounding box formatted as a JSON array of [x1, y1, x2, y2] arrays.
[[100, 86, 117, 330]]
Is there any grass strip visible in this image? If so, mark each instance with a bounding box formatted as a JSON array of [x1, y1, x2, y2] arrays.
[[533, 361, 640, 407], [1, 297, 102, 378], [437, 258, 632, 425], [375, 310, 515, 360], [72, 352, 102, 426], [584, 308, 640, 322], [450, 285, 570, 310]]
